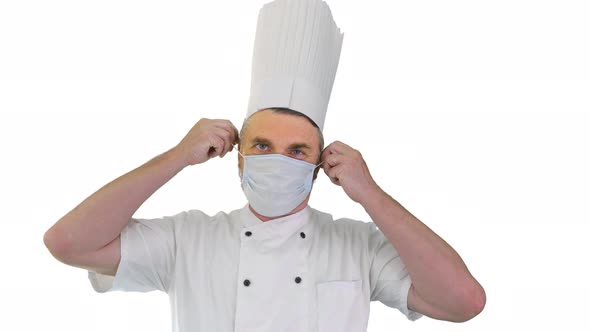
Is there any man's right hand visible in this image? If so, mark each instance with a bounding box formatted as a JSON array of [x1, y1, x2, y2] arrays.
[[174, 118, 239, 166]]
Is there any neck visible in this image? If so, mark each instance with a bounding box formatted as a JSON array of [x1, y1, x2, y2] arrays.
[[249, 197, 310, 222]]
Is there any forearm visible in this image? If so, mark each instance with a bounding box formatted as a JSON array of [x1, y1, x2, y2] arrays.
[[45, 147, 187, 257], [362, 187, 483, 316]]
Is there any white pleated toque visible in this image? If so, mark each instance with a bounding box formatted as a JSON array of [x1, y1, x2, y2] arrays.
[[246, 0, 344, 131]]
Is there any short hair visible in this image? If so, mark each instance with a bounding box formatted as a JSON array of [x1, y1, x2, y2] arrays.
[[240, 107, 324, 162]]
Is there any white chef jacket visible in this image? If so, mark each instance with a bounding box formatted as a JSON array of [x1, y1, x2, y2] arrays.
[[88, 205, 422, 331]]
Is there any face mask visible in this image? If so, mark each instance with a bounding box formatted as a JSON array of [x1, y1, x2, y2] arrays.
[[237, 150, 322, 217]]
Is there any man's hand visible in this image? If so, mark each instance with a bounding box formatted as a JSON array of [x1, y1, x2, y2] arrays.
[[174, 118, 239, 167], [323, 143, 486, 323], [321, 141, 381, 204]]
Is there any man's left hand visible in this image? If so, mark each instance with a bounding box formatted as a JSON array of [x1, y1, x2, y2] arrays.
[[321, 141, 381, 204]]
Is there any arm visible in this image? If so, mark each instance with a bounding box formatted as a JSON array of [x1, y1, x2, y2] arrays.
[[43, 119, 238, 276], [321, 141, 486, 322], [362, 188, 485, 322]]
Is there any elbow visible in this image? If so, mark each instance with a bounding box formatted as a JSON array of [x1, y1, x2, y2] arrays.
[[43, 225, 75, 263], [454, 280, 486, 322]]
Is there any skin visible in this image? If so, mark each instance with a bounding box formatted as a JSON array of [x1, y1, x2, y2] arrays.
[[237, 109, 321, 221], [321, 141, 487, 322], [43, 109, 485, 322]]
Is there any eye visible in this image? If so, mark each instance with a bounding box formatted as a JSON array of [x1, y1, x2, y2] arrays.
[[255, 143, 269, 151], [291, 149, 305, 156]]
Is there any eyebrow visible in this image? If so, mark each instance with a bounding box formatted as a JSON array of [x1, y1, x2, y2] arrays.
[[251, 136, 273, 146], [287, 143, 312, 151], [250, 136, 312, 150]]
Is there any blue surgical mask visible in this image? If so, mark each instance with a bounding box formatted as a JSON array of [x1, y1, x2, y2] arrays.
[[237, 150, 322, 217]]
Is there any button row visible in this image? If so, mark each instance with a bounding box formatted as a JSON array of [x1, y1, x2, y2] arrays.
[[243, 277, 303, 287], [243, 231, 307, 238]]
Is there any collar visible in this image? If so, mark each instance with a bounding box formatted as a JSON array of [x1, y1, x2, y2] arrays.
[[239, 204, 311, 244]]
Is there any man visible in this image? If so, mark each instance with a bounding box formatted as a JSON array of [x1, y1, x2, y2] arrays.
[[44, 0, 485, 331]]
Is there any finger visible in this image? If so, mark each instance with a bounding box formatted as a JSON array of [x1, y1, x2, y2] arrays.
[[323, 153, 345, 168], [322, 158, 331, 172], [321, 142, 348, 162], [212, 124, 233, 143], [224, 126, 238, 155], [324, 164, 342, 186], [321, 145, 336, 163], [212, 128, 232, 158], [212, 120, 239, 145], [228, 121, 240, 145], [223, 124, 239, 149], [324, 140, 353, 155], [207, 135, 225, 159], [208, 128, 228, 158]]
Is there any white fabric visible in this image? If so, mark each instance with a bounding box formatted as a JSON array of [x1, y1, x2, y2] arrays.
[[241, 153, 316, 217], [88, 205, 422, 331], [246, 0, 344, 131]]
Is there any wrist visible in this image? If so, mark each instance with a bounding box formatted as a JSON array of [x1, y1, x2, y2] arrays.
[[162, 146, 190, 171], [361, 188, 411, 228], [358, 184, 388, 210]]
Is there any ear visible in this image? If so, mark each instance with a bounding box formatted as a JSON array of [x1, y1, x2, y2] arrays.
[[312, 167, 321, 181]]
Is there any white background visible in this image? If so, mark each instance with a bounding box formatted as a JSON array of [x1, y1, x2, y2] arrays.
[[1, 0, 589, 331]]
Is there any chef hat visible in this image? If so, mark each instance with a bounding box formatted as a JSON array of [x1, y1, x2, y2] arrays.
[[246, 0, 344, 131]]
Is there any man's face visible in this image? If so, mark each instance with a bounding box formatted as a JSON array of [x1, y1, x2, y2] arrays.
[[238, 109, 322, 177]]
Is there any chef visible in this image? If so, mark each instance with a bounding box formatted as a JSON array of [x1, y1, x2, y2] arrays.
[[43, 0, 486, 331]]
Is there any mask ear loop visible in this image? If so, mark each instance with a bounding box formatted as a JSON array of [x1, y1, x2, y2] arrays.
[[233, 143, 245, 158], [316, 148, 325, 169]]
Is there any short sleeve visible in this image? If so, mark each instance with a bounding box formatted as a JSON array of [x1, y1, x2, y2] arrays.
[[88, 212, 183, 294], [367, 223, 422, 321]]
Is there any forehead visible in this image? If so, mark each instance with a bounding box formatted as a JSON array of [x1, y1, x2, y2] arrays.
[[242, 110, 320, 145]]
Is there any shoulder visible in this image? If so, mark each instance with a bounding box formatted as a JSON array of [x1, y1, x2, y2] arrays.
[[309, 207, 375, 240], [311, 207, 372, 228], [132, 207, 242, 231], [308, 207, 377, 273]]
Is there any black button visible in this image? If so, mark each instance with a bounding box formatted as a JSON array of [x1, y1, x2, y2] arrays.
[[295, 277, 302, 284], [300, 232, 306, 239], [245, 231, 252, 237], [243, 279, 251, 287]]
